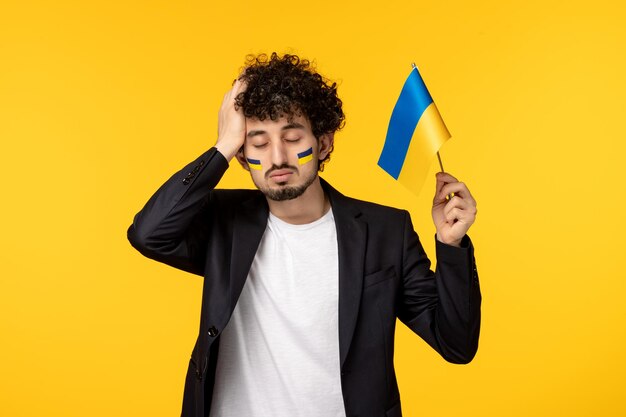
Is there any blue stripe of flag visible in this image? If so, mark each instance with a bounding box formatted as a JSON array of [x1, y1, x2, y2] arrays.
[[377, 67, 434, 179], [297, 147, 313, 158]]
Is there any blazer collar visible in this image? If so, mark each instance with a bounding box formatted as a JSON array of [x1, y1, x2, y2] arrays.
[[229, 192, 269, 312], [321, 178, 367, 368]]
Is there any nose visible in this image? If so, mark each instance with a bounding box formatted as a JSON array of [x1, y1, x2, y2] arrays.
[[269, 140, 289, 168]]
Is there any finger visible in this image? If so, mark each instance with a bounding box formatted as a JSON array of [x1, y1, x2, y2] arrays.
[[439, 182, 465, 201], [222, 86, 236, 105], [435, 174, 445, 196], [233, 77, 247, 94], [434, 172, 458, 200], [445, 207, 462, 224], [445, 197, 477, 221], [443, 195, 470, 218], [445, 198, 477, 223], [232, 78, 241, 91], [436, 171, 459, 186], [434, 173, 448, 203], [445, 207, 474, 225], [222, 84, 241, 110], [439, 181, 475, 202], [225, 78, 242, 96], [435, 172, 458, 190]]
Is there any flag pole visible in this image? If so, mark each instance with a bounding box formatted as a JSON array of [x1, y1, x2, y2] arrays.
[[412, 62, 452, 200], [436, 151, 445, 173]]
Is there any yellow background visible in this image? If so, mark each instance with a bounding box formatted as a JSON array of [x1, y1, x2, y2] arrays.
[[2, 0, 625, 416]]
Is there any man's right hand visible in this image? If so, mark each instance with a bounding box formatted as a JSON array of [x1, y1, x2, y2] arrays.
[[215, 77, 247, 162]]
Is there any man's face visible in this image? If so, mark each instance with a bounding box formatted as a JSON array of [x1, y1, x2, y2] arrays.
[[239, 114, 332, 201]]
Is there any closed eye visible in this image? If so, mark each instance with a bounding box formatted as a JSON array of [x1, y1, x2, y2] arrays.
[[253, 143, 268, 149], [285, 138, 301, 143]]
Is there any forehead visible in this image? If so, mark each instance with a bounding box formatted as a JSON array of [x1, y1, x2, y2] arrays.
[[245, 113, 312, 135]]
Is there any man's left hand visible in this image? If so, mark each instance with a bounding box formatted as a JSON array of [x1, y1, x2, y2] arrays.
[[432, 172, 477, 247]]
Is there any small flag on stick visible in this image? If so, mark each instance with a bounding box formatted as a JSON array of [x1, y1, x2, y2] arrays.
[[378, 63, 451, 196]]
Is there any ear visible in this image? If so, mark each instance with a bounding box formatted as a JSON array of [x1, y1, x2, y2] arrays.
[[235, 147, 250, 171], [318, 132, 334, 160]]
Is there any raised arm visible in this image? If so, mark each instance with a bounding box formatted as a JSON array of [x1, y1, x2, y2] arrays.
[[397, 172, 481, 363], [127, 78, 248, 275], [397, 212, 481, 364]]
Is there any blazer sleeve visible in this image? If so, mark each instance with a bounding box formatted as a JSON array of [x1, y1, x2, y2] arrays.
[[397, 210, 482, 364], [126, 147, 229, 276]]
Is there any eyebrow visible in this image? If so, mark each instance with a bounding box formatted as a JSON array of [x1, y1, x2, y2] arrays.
[[246, 122, 306, 138]]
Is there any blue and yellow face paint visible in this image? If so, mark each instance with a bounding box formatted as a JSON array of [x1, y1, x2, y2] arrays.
[[297, 147, 313, 165], [246, 157, 262, 170]]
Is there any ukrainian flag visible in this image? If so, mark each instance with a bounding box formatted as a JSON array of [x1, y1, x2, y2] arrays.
[[377, 65, 451, 195]]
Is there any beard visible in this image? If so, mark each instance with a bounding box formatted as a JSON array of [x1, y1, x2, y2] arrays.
[[255, 163, 318, 201]]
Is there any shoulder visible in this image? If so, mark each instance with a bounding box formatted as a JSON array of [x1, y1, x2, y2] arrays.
[[322, 178, 409, 225], [340, 194, 409, 224]]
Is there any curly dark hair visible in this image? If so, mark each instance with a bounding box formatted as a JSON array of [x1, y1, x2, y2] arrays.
[[234, 52, 345, 171]]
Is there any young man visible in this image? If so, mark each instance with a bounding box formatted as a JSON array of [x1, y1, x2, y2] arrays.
[[127, 53, 481, 417]]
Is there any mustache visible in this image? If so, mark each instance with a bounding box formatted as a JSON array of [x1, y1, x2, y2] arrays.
[[265, 164, 299, 179]]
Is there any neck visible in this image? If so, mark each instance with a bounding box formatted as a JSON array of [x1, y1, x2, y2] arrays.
[[266, 177, 330, 225]]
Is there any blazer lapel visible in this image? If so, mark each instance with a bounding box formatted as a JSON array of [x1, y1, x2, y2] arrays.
[[230, 193, 269, 311], [321, 178, 367, 368]]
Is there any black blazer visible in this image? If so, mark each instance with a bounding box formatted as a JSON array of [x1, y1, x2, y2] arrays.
[[127, 147, 481, 417]]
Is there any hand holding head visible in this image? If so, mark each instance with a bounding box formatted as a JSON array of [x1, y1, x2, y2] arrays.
[[215, 76, 248, 161]]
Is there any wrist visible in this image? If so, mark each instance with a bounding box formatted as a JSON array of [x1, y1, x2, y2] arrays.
[[436, 232, 462, 247], [214, 140, 241, 162]]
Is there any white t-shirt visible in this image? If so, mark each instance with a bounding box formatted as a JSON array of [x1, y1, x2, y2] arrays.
[[208, 208, 346, 417]]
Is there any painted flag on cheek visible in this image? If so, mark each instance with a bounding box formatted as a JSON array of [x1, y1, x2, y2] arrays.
[[297, 147, 313, 165], [246, 158, 262, 170], [377, 66, 451, 195]]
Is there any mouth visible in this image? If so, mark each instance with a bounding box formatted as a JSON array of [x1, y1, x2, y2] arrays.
[[268, 169, 294, 183]]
